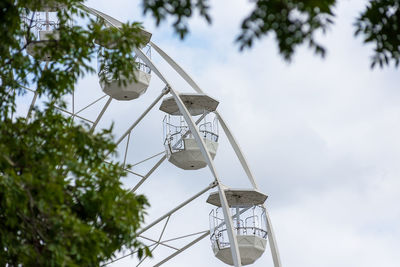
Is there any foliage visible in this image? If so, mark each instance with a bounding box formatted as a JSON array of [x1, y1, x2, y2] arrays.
[[355, 0, 400, 68], [237, 0, 335, 60], [0, 111, 149, 266], [142, 0, 211, 38], [0, 0, 151, 265], [142, 0, 400, 68]]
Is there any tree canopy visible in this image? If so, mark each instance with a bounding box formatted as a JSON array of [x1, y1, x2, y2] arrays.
[[142, 0, 400, 68], [0, 0, 151, 265]]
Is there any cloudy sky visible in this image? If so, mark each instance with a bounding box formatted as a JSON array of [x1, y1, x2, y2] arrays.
[[26, 0, 400, 266]]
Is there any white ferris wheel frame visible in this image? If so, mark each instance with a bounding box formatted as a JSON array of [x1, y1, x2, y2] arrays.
[[23, 5, 283, 267]]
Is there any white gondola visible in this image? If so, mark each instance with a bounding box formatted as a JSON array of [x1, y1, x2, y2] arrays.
[[24, 4, 67, 61], [96, 25, 152, 101], [160, 94, 219, 170], [207, 189, 269, 265]]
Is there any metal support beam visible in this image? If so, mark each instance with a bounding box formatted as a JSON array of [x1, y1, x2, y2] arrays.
[[128, 155, 166, 194], [161, 230, 209, 244], [54, 106, 94, 124], [26, 62, 49, 121], [137, 182, 217, 236], [26, 90, 38, 120], [131, 151, 165, 168], [90, 96, 112, 133], [136, 216, 170, 267], [115, 88, 169, 146], [139, 235, 179, 251], [154, 231, 210, 267], [75, 95, 108, 115]]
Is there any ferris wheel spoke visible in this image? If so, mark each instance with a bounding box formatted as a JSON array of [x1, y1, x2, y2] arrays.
[[115, 87, 169, 147], [75, 94, 108, 115], [26, 62, 49, 121], [103, 160, 145, 178], [160, 230, 209, 244], [122, 131, 131, 168], [136, 216, 171, 267], [128, 154, 166, 193], [89, 96, 112, 133], [139, 235, 179, 251], [137, 182, 217, 236], [100, 242, 159, 267], [53, 105, 94, 124], [154, 231, 210, 267], [130, 151, 165, 168], [19, 85, 35, 93], [26, 90, 39, 120]]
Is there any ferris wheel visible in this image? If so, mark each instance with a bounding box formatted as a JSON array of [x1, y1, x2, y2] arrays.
[[22, 3, 282, 267]]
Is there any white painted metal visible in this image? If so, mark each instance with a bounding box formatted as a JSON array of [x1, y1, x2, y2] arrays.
[[64, 6, 280, 267], [154, 231, 210, 267], [89, 96, 112, 133], [26, 90, 38, 120], [150, 40, 283, 267], [159, 94, 219, 116], [100, 69, 151, 101], [209, 197, 268, 265], [54, 106, 94, 124], [171, 112, 208, 149], [128, 155, 166, 194], [74, 95, 108, 115], [168, 88, 242, 267], [80, 5, 123, 28], [265, 209, 282, 267], [139, 235, 179, 251], [26, 62, 49, 120], [150, 41, 260, 189], [207, 189, 268, 207], [167, 138, 218, 170], [137, 182, 217, 236], [214, 235, 267, 266], [150, 41, 203, 93], [163, 110, 217, 170], [130, 151, 165, 168], [115, 87, 169, 146]]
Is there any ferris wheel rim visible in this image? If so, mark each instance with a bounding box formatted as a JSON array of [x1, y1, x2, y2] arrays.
[[20, 4, 282, 267]]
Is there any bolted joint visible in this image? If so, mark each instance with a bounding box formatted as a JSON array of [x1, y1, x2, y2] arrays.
[[163, 85, 171, 95], [210, 180, 218, 188]]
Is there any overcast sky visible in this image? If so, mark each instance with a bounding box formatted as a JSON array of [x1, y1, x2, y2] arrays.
[[43, 0, 400, 266]]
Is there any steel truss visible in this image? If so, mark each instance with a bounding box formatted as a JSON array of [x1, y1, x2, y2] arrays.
[[21, 4, 282, 267]]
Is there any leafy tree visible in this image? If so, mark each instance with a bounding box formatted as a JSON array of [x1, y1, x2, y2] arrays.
[[1, 0, 397, 265], [142, 0, 400, 68], [0, 0, 150, 265]]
